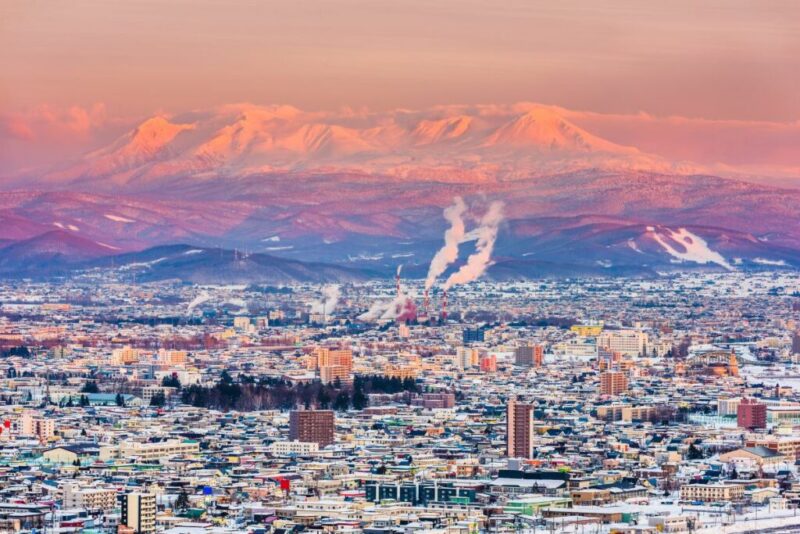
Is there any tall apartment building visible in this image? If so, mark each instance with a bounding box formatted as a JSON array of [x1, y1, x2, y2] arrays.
[[289, 410, 335, 446], [64, 484, 118, 511], [315, 348, 353, 371], [737, 397, 767, 430], [19, 412, 55, 441], [120, 493, 156, 533], [599, 371, 628, 396], [597, 330, 648, 357], [515, 345, 543, 367], [507, 399, 534, 458], [480, 354, 497, 373], [112, 346, 140, 365], [315, 348, 353, 383]]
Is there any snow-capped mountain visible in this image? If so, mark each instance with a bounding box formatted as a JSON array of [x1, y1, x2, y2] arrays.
[[37, 103, 682, 189]]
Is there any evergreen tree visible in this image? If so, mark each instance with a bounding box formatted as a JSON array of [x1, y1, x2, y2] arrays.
[[81, 381, 100, 393], [333, 391, 350, 411]]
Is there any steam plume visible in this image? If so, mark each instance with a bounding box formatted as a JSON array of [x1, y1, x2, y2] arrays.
[[310, 285, 340, 316], [187, 291, 210, 313], [425, 197, 467, 290], [443, 201, 504, 289]]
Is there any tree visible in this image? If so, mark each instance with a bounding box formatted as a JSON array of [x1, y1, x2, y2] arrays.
[[162, 374, 181, 389], [317, 387, 331, 409], [175, 490, 190, 511], [115, 393, 125, 407], [81, 381, 100, 393], [687, 443, 704, 460], [352, 385, 367, 410], [150, 391, 166, 407], [79, 395, 90, 407], [333, 391, 350, 412]]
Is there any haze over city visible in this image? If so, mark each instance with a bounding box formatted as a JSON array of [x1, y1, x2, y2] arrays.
[[2, 2, 800, 533]]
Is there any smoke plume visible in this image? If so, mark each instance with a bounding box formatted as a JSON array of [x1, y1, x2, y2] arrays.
[[187, 291, 210, 313], [310, 285, 340, 316], [443, 201, 504, 289], [425, 197, 467, 290]]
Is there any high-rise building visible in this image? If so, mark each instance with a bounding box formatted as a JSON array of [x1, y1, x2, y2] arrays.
[[462, 327, 486, 344], [19, 412, 55, 441], [599, 371, 628, 396], [506, 399, 534, 458], [119, 493, 156, 533], [480, 354, 497, 373], [515, 345, 543, 367], [315, 348, 353, 371], [737, 398, 767, 430], [597, 330, 648, 357], [289, 410, 335, 446]]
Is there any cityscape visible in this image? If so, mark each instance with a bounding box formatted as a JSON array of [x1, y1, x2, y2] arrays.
[[2, 1, 800, 533]]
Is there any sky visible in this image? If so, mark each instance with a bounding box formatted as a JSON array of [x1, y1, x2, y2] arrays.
[[1, 0, 799, 176]]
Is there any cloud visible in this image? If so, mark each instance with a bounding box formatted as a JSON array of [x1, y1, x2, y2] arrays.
[[0, 103, 108, 142]]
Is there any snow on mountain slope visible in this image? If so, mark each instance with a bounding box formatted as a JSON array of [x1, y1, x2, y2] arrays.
[[648, 226, 734, 270]]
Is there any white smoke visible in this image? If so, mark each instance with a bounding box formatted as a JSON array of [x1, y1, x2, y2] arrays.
[[396, 264, 402, 277], [424, 197, 467, 290], [358, 299, 390, 322], [224, 298, 248, 309], [359, 289, 416, 322], [443, 201, 504, 289], [310, 285, 340, 316], [187, 291, 210, 313]]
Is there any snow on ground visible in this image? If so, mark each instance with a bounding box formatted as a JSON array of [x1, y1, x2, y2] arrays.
[[104, 213, 135, 223], [183, 249, 204, 255], [120, 257, 166, 269], [627, 239, 643, 253], [650, 227, 733, 270], [754, 257, 787, 266]]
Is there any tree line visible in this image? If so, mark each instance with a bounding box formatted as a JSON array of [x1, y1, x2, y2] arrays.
[[180, 372, 419, 411]]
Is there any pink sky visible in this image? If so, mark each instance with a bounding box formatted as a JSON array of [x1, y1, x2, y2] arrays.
[[1, 0, 799, 177]]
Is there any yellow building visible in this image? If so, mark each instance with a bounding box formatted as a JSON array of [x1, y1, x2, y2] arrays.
[[570, 324, 604, 337]]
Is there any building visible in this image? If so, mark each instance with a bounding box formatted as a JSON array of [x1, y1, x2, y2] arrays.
[[19, 412, 55, 441], [480, 354, 497, 373], [112, 346, 140, 365], [102, 440, 200, 461], [462, 327, 486, 344], [680, 483, 744, 503], [64, 484, 118, 511], [289, 410, 335, 446], [269, 440, 320, 456], [414, 392, 456, 409], [599, 371, 628, 396], [315, 348, 353, 371], [364, 481, 478, 505], [597, 330, 648, 357], [514, 345, 543, 367], [570, 324, 603, 337], [507, 399, 534, 458], [319, 365, 350, 385], [119, 493, 156, 533], [738, 398, 767, 430], [719, 446, 790, 467]]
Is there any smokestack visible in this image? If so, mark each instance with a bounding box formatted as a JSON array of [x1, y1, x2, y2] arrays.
[[423, 289, 430, 316], [441, 289, 448, 322], [396, 267, 402, 298]]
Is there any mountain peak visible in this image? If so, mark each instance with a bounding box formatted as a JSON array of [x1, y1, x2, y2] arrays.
[[483, 107, 636, 154]]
